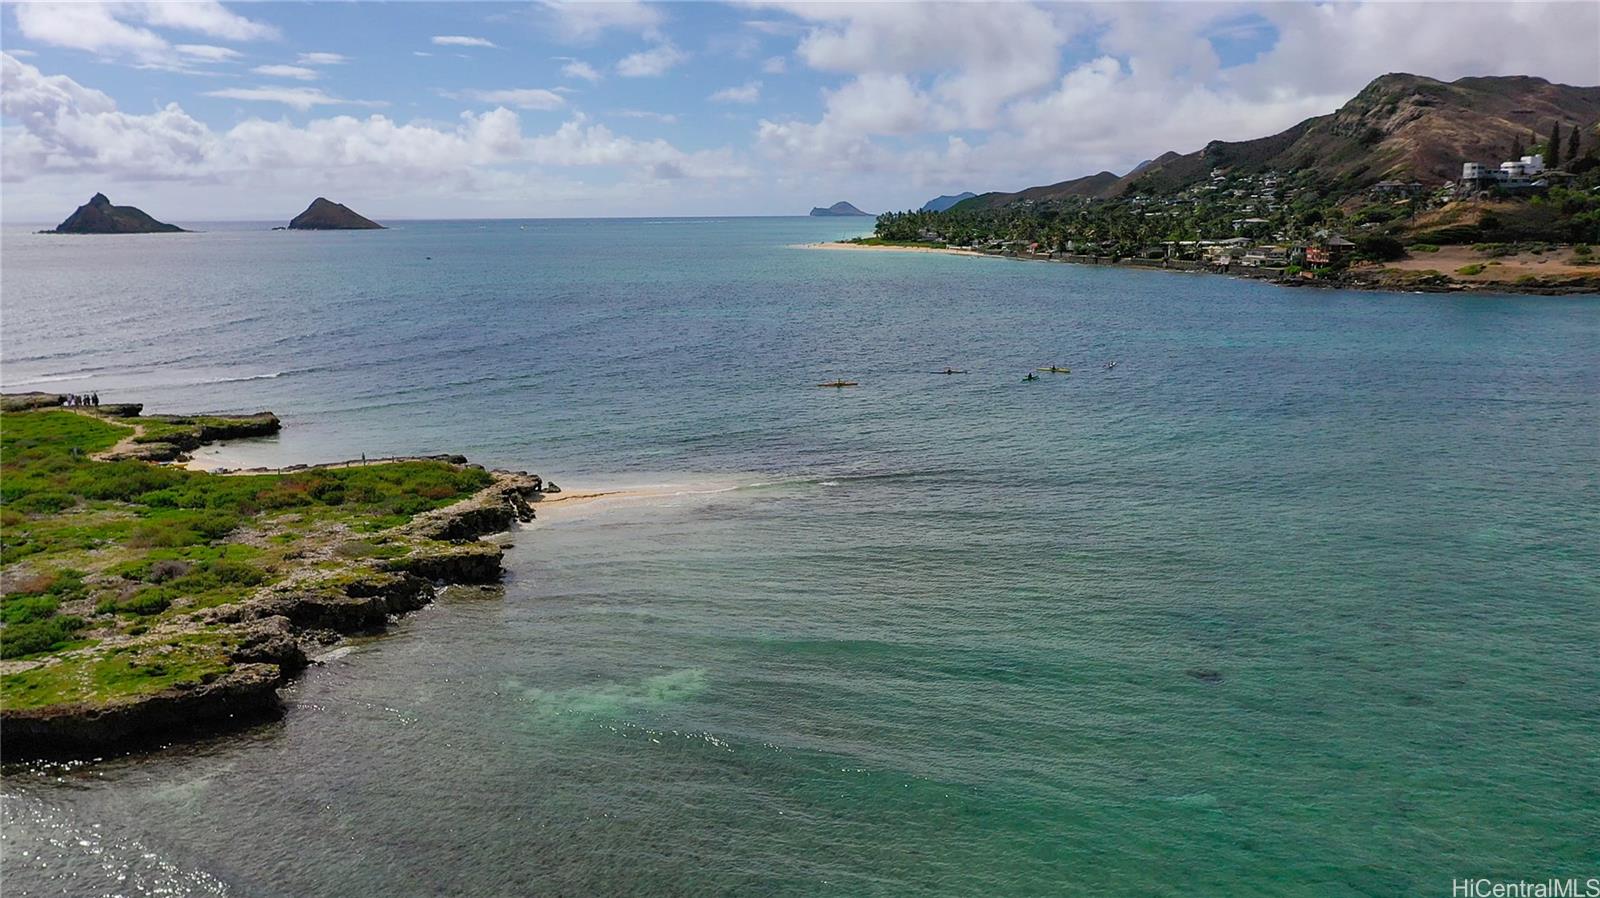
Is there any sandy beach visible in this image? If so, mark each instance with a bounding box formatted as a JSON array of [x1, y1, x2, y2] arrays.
[[182, 439, 751, 519], [796, 241, 990, 258], [529, 478, 749, 518]]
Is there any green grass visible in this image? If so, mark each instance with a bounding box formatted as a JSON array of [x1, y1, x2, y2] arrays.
[[0, 632, 237, 710], [130, 414, 276, 447], [1457, 263, 1487, 276], [0, 408, 493, 678]]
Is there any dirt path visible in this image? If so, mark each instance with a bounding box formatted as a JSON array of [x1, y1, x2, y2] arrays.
[[69, 408, 150, 461]]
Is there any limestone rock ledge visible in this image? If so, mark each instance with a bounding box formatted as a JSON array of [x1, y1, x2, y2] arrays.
[[2, 664, 285, 758], [405, 470, 542, 540]]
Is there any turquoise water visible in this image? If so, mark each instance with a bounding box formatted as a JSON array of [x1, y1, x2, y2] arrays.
[[2, 219, 1597, 896]]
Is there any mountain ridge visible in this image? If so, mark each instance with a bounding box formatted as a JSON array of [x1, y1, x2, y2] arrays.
[[953, 73, 1600, 211], [920, 192, 977, 212]]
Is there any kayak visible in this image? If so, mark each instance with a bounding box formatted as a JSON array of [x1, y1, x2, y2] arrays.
[[818, 380, 859, 388], [1037, 366, 1071, 373]]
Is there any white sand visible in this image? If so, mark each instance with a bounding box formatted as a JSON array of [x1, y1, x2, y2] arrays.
[[794, 241, 990, 258]]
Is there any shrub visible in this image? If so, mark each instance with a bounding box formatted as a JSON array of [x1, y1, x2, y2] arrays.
[[1575, 244, 1592, 256], [1356, 235, 1406, 262], [114, 589, 171, 616], [1457, 264, 1486, 276], [147, 560, 193, 583], [0, 615, 85, 659], [9, 492, 75, 514], [1, 594, 61, 626], [128, 511, 241, 548], [203, 560, 266, 586]]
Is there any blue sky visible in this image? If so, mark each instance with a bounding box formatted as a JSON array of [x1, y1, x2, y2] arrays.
[[3, 1, 1596, 221]]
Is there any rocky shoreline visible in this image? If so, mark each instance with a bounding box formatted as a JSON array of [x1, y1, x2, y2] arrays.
[[0, 399, 550, 760]]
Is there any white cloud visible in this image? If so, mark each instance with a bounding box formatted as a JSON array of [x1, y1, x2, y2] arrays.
[[709, 81, 761, 104], [1239, 2, 1600, 96], [10, 1, 277, 65], [136, 1, 277, 42], [176, 44, 240, 62], [777, 1, 1069, 129], [449, 88, 566, 111], [251, 65, 319, 81], [540, 0, 663, 42], [616, 41, 687, 77], [561, 60, 602, 82], [617, 109, 679, 124], [2, 53, 746, 197], [2, 51, 216, 181], [12, 2, 168, 55], [297, 52, 349, 66], [761, 56, 787, 75], [752, 0, 1600, 204], [204, 87, 386, 111], [432, 35, 498, 48]]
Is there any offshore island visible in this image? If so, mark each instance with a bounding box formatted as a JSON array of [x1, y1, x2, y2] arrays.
[[0, 393, 545, 758]]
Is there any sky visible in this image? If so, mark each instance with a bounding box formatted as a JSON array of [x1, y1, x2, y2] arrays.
[[2, 0, 1597, 221]]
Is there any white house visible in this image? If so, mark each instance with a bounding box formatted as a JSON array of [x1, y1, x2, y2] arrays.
[[1462, 153, 1546, 189]]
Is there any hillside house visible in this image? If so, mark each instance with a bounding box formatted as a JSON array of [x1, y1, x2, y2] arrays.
[[1305, 236, 1355, 266], [1460, 154, 1548, 191], [1239, 246, 1289, 267]]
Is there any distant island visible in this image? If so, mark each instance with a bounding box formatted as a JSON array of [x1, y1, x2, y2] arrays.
[[810, 201, 872, 217], [50, 193, 185, 234], [287, 197, 385, 230], [919, 192, 976, 212]]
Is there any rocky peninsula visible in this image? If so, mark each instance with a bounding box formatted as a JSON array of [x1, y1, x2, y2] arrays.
[[0, 396, 546, 758], [49, 193, 185, 234], [287, 197, 385, 230]]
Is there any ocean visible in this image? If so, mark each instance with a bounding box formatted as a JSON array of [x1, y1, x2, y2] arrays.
[[2, 218, 1596, 896]]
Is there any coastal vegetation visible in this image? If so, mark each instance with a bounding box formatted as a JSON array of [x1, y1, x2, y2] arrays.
[[844, 236, 948, 249], [866, 74, 1600, 293], [0, 403, 539, 754]]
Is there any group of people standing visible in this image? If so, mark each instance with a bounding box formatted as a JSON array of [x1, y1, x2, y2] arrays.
[[61, 392, 100, 407]]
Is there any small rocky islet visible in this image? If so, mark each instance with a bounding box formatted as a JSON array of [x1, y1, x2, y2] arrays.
[[48, 193, 186, 234], [0, 394, 548, 759], [284, 197, 385, 230]]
